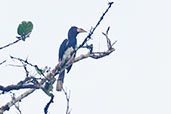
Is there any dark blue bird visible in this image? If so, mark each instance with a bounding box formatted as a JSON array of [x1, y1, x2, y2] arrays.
[[56, 26, 86, 91]]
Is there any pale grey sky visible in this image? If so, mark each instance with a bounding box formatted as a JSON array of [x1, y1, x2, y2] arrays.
[[0, 0, 171, 114]]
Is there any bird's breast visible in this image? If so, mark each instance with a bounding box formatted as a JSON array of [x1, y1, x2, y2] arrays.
[[62, 47, 75, 61]]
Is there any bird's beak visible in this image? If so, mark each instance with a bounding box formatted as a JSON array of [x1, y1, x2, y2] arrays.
[[77, 28, 87, 33]]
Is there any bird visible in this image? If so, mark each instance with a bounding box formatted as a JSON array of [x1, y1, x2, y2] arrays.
[[56, 26, 86, 91]]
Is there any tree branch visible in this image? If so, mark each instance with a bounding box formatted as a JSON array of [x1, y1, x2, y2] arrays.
[[0, 39, 21, 50], [0, 60, 6, 65], [78, 2, 114, 49], [0, 84, 40, 93], [10, 56, 46, 76], [0, 76, 42, 93], [0, 89, 35, 114], [0, 33, 31, 51], [63, 88, 71, 114], [10, 92, 22, 114], [44, 96, 54, 114]]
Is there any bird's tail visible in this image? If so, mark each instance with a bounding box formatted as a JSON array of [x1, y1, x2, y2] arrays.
[[56, 71, 65, 91]]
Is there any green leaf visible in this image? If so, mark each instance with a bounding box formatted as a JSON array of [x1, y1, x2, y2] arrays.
[[17, 21, 33, 38]]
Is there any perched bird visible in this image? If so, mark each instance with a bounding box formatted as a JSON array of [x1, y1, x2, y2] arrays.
[[56, 26, 86, 91]]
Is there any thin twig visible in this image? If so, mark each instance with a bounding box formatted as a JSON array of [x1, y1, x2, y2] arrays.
[[112, 40, 117, 47], [102, 26, 112, 49], [78, 2, 114, 49], [0, 39, 21, 50], [22, 63, 29, 77], [10, 56, 35, 67], [0, 60, 6, 65], [8, 64, 23, 67], [0, 34, 31, 50], [10, 92, 22, 114], [44, 96, 54, 114], [10, 56, 45, 76], [63, 88, 71, 114]]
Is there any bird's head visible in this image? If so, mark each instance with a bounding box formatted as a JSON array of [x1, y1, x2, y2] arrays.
[[68, 26, 87, 39]]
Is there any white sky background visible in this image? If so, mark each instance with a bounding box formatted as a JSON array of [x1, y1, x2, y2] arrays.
[[0, 0, 171, 114]]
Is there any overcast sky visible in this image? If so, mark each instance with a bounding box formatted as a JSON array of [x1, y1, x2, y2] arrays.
[[0, 0, 171, 114]]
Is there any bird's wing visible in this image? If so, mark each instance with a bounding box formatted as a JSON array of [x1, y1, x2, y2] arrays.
[[59, 39, 68, 61], [66, 52, 76, 73]]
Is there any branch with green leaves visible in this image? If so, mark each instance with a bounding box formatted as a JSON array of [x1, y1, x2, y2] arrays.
[[0, 21, 33, 50]]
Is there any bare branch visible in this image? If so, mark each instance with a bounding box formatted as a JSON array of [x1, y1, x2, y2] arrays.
[[10, 56, 45, 76], [0, 60, 6, 65], [0, 89, 35, 114], [63, 88, 71, 114], [78, 2, 114, 49], [10, 56, 36, 68], [102, 26, 112, 49], [44, 96, 54, 114], [102, 26, 117, 50], [112, 40, 117, 47], [10, 92, 22, 114], [0, 84, 40, 93], [0, 76, 41, 93], [22, 63, 29, 77], [0, 33, 31, 51], [0, 39, 21, 50]]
